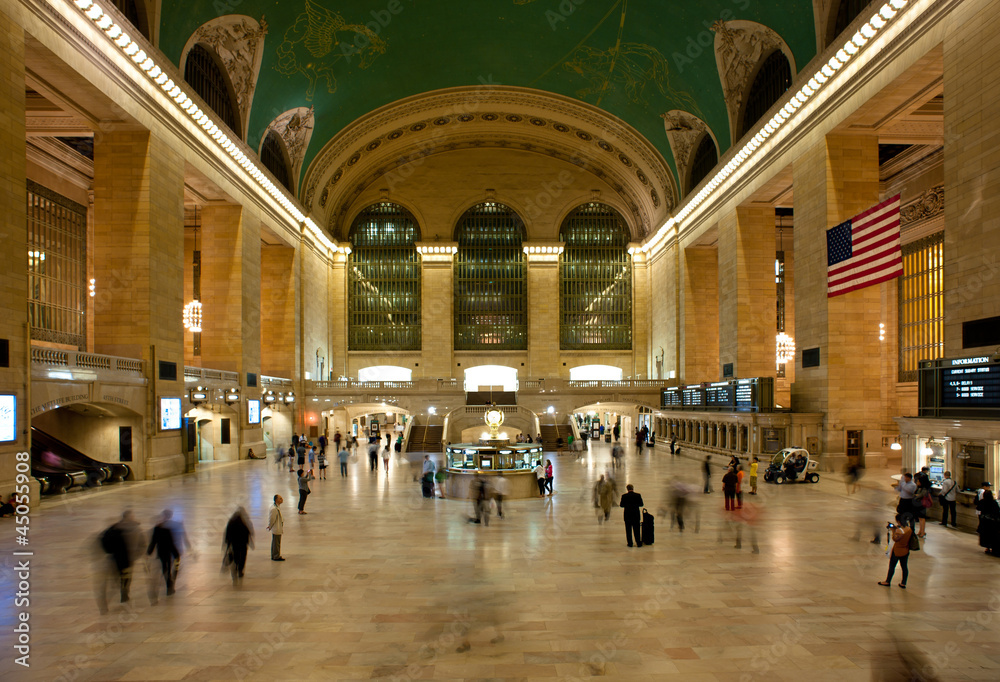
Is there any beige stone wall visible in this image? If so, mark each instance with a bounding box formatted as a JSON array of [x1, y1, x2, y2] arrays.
[[299, 243, 331, 382], [0, 8, 27, 496], [943, 0, 1000, 355], [261, 244, 297, 379], [681, 246, 719, 383], [93, 130, 187, 477], [632, 254, 650, 379], [792, 135, 884, 460], [647, 244, 679, 381], [718, 206, 776, 380]]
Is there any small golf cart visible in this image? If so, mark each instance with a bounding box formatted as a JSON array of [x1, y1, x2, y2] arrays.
[[763, 447, 820, 484]]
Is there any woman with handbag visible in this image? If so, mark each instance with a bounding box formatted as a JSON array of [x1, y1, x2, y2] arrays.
[[878, 515, 913, 589], [913, 468, 932, 538]]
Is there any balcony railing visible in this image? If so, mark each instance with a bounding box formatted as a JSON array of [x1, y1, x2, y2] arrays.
[[32, 346, 144, 374], [184, 366, 240, 384]]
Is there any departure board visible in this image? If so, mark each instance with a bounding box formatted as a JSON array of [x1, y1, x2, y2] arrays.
[[942, 363, 1000, 407], [660, 377, 774, 412], [919, 356, 1000, 418], [661, 388, 682, 407]]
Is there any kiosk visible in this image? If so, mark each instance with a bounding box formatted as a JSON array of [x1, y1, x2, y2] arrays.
[[445, 406, 543, 499]]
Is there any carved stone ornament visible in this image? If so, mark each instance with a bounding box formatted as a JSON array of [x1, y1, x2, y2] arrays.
[[712, 20, 795, 141], [184, 16, 269, 137], [264, 106, 315, 192], [900, 185, 944, 226], [660, 110, 713, 180]]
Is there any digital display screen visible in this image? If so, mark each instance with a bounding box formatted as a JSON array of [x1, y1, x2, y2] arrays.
[[942, 363, 1000, 408], [705, 384, 734, 407], [682, 388, 703, 406], [247, 399, 261, 425], [0, 394, 16, 442], [735, 381, 755, 406], [160, 397, 181, 431], [661, 388, 682, 407], [481, 458, 492, 469]]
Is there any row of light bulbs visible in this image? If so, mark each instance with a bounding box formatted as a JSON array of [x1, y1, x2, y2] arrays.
[[71, 0, 341, 256], [72, 0, 908, 261], [643, 0, 911, 255], [416, 245, 458, 255], [523, 246, 564, 255]]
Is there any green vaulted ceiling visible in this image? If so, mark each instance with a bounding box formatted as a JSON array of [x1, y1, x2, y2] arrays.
[[159, 0, 816, 187]]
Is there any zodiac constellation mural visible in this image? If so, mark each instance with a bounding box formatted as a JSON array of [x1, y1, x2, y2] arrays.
[[275, 0, 387, 101]]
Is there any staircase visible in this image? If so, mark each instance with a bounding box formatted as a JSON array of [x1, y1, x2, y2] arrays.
[[406, 423, 443, 452], [539, 423, 576, 451]]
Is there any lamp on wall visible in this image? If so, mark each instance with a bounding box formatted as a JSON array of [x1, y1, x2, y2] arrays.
[[224, 387, 240, 405], [263, 390, 277, 404], [190, 386, 208, 404], [283, 391, 295, 404]]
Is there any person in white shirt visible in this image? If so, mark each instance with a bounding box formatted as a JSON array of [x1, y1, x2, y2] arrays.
[[938, 472, 959, 528], [267, 495, 284, 561], [533, 462, 545, 497]]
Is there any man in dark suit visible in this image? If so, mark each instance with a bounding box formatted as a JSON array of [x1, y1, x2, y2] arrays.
[[620, 484, 644, 547]]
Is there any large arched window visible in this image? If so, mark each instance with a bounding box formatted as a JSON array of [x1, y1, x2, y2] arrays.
[[348, 203, 421, 351], [687, 134, 718, 194], [740, 50, 792, 139], [559, 203, 632, 350], [184, 44, 240, 138], [453, 202, 527, 350], [260, 131, 292, 192]]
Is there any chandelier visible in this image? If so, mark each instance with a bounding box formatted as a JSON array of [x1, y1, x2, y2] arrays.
[[183, 299, 203, 333], [776, 332, 795, 365]]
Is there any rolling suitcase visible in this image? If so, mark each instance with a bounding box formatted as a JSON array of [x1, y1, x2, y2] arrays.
[[421, 474, 434, 498], [641, 508, 654, 545]]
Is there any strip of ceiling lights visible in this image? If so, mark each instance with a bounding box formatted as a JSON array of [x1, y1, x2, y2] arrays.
[[642, 0, 913, 255], [67, 0, 910, 259], [67, 0, 346, 256]]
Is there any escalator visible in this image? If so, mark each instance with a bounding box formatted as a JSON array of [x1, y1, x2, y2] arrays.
[[31, 427, 132, 494]]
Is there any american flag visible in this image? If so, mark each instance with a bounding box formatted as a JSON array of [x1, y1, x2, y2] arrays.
[[827, 194, 903, 297]]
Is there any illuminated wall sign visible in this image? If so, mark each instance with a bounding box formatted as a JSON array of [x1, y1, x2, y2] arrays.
[[0, 394, 16, 442], [919, 356, 1000, 418], [160, 397, 181, 430], [661, 378, 774, 412], [247, 399, 261, 425]]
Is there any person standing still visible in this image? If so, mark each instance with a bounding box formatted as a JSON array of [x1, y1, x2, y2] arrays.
[[939, 471, 958, 528], [338, 445, 350, 477], [703, 455, 713, 494], [295, 440, 306, 471], [722, 466, 738, 511], [317, 450, 327, 479], [534, 461, 546, 497], [297, 469, 314, 514], [894, 472, 917, 529], [620, 484, 644, 547], [545, 459, 554, 495], [268, 495, 285, 561], [749, 456, 759, 495], [878, 515, 912, 588]]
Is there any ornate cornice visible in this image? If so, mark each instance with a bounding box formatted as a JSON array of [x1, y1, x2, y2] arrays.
[[900, 184, 943, 226], [302, 86, 675, 238]]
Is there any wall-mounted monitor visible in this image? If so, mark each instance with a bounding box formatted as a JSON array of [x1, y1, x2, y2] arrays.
[[159, 397, 181, 431], [0, 394, 16, 442], [247, 399, 261, 425]]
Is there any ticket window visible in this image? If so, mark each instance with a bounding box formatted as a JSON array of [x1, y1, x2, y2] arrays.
[[917, 439, 946, 485], [960, 443, 986, 492]]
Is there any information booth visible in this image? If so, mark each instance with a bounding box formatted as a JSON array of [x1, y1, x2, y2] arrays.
[[445, 407, 544, 500]]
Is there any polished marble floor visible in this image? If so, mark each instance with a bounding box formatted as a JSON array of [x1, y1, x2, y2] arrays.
[[3, 441, 1000, 681]]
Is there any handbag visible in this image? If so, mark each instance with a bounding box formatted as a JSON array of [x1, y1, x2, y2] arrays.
[[908, 531, 921, 551], [921, 493, 933, 508]]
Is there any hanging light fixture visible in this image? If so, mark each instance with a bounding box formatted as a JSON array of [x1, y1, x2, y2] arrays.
[[183, 299, 203, 333], [776, 332, 796, 365]]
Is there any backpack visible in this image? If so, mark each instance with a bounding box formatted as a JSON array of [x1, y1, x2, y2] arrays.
[[100, 525, 120, 554]]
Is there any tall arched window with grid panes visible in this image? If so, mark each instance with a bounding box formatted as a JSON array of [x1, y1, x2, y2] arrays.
[[559, 203, 632, 350], [453, 203, 527, 350], [740, 50, 792, 140], [898, 232, 944, 381], [184, 44, 240, 139], [347, 203, 421, 351]]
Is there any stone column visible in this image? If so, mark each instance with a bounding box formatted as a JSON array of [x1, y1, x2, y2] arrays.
[[718, 206, 776, 379], [93, 130, 185, 479], [199, 204, 263, 459], [791, 135, 882, 469], [0, 10, 27, 498], [943, 0, 1000, 354], [681, 246, 719, 382], [525, 244, 561, 379], [417, 244, 456, 379], [631, 247, 650, 378]]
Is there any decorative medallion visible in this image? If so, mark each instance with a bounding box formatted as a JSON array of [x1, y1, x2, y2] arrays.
[[530, 118, 547, 126], [576, 131, 592, 141], [506, 114, 522, 123]]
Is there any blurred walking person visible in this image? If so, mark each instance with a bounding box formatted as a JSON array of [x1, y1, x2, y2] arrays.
[[703, 455, 713, 493], [722, 466, 738, 511], [493, 472, 509, 519], [96, 510, 143, 613], [223, 506, 254, 586], [593, 474, 617, 523], [146, 510, 182, 602]]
